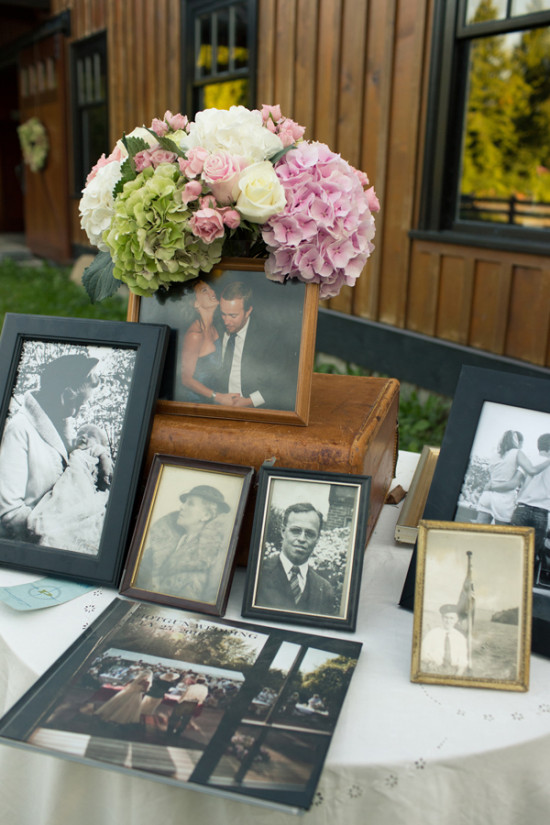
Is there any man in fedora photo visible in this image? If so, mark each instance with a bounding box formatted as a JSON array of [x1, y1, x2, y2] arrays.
[[135, 484, 232, 604]]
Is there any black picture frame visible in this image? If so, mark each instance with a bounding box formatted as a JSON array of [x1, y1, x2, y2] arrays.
[[399, 365, 550, 657], [127, 258, 319, 426], [0, 313, 169, 587], [119, 454, 253, 616], [242, 465, 371, 631]]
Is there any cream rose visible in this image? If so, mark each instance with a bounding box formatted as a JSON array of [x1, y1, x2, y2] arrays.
[[236, 162, 286, 224]]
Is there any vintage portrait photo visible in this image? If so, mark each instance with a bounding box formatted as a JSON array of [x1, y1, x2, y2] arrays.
[[0, 338, 136, 556], [0, 600, 361, 812], [120, 456, 252, 614], [129, 260, 318, 424], [411, 521, 533, 691], [454, 401, 550, 589], [243, 468, 370, 630]]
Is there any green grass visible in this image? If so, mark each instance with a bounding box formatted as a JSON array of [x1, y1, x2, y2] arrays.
[[0, 258, 127, 322], [0, 258, 452, 453]]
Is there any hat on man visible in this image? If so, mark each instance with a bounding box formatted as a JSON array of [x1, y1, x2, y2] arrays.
[[41, 354, 99, 391], [180, 485, 230, 513], [439, 604, 459, 615]]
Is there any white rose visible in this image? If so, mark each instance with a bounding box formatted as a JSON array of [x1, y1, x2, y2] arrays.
[[187, 106, 283, 162], [236, 162, 286, 223], [79, 160, 122, 249], [115, 126, 159, 156]]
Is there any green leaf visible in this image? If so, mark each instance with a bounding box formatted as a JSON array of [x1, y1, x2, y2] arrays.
[[146, 129, 186, 157], [122, 134, 150, 157], [82, 252, 121, 303], [112, 157, 136, 198], [270, 144, 297, 165]]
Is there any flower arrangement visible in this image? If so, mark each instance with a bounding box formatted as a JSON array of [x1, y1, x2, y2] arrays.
[[17, 117, 49, 173], [80, 105, 379, 301]]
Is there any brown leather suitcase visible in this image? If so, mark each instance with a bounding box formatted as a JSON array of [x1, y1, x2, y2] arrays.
[[144, 373, 399, 564]]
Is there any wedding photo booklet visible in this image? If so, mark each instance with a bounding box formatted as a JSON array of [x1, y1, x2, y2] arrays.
[[0, 599, 361, 813]]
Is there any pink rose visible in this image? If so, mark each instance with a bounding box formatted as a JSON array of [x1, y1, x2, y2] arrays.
[[164, 110, 188, 131], [202, 152, 247, 204], [179, 147, 209, 178], [134, 148, 177, 171], [261, 104, 282, 123], [150, 118, 169, 136], [181, 180, 203, 204], [220, 208, 241, 229], [189, 208, 225, 243], [277, 119, 306, 146]]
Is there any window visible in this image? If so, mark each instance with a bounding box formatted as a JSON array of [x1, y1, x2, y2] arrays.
[[183, 0, 257, 115], [71, 32, 108, 195], [418, 0, 550, 251]]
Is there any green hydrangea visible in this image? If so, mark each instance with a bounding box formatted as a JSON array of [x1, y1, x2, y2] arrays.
[[103, 164, 223, 296]]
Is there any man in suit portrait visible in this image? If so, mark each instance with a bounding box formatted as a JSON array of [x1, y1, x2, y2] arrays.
[[215, 280, 298, 411], [255, 501, 338, 616]]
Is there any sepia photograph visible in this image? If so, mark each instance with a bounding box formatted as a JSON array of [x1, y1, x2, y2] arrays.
[[120, 455, 253, 615], [242, 466, 371, 631], [411, 520, 534, 691], [0, 314, 169, 585], [128, 259, 319, 425], [0, 599, 361, 813]]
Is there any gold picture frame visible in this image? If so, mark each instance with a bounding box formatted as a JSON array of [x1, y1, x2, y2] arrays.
[[394, 446, 440, 544], [411, 519, 534, 691]]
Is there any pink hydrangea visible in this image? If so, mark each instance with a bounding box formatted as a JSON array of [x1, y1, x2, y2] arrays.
[[262, 141, 377, 299]]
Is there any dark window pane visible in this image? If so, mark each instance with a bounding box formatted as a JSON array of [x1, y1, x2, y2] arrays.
[[458, 26, 550, 229], [217, 9, 229, 72], [234, 3, 249, 69], [196, 14, 212, 78]]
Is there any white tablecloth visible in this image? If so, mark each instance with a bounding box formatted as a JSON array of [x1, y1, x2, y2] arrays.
[[0, 451, 549, 824]]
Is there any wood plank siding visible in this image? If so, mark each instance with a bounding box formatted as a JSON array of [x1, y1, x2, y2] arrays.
[[42, 0, 549, 368]]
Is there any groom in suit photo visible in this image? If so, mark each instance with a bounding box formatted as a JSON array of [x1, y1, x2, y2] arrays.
[[215, 280, 298, 411], [255, 501, 338, 616]]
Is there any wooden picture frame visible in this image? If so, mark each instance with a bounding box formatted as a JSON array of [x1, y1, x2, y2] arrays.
[[399, 366, 550, 658], [242, 465, 371, 631], [119, 454, 253, 616], [127, 258, 319, 426], [394, 445, 440, 544], [0, 313, 169, 586], [411, 520, 534, 691]]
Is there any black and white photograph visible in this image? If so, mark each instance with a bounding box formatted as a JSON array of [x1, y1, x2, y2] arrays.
[[454, 401, 550, 589], [411, 520, 533, 691], [242, 466, 370, 631], [0, 599, 361, 813], [128, 259, 319, 425], [0, 314, 169, 586], [0, 339, 134, 555], [120, 455, 253, 615]]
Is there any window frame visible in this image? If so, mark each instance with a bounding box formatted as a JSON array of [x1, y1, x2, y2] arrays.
[[70, 30, 108, 198], [415, 0, 550, 254], [181, 0, 257, 117]]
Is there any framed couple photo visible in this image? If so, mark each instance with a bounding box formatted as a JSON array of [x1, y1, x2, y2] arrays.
[[127, 258, 319, 426], [0, 313, 168, 586], [400, 366, 550, 658], [242, 465, 371, 631], [120, 454, 253, 616]]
